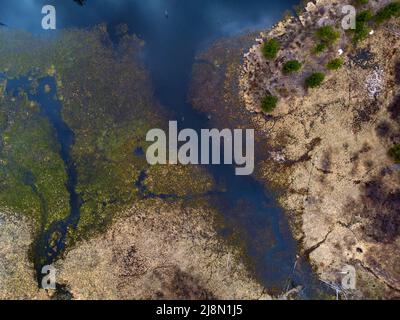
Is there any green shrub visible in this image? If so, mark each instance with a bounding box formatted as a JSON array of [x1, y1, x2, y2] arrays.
[[358, 9, 374, 23], [353, 0, 369, 6], [352, 10, 373, 43], [375, 2, 400, 24], [312, 43, 328, 54], [388, 144, 400, 163], [305, 72, 325, 88], [316, 26, 340, 45], [262, 39, 280, 60], [327, 58, 344, 70], [282, 60, 302, 74], [261, 95, 278, 113]]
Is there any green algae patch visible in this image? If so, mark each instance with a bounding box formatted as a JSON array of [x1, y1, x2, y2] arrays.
[[0, 25, 217, 249], [143, 165, 215, 197], [0, 27, 157, 241], [0, 93, 70, 230]]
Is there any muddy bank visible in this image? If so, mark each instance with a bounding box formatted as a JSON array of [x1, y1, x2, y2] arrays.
[[54, 199, 270, 300], [0, 211, 48, 299]]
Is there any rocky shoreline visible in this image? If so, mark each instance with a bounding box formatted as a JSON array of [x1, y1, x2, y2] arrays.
[[239, 0, 400, 298], [188, 0, 400, 299]]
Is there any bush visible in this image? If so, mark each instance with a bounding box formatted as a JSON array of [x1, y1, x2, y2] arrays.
[[375, 2, 400, 24], [312, 43, 328, 54], [261, 95, 278, 113], [358, 9, 374, 24], [327, 58, 344, 70], [305, 72, 325, 88], [262, 39, 280, 60], [316, 26, 340, 45], [282, 60, 302, 74], [353, 0, 369, 6], [352, 10, 373, 43], [388, 144, 400, 163]]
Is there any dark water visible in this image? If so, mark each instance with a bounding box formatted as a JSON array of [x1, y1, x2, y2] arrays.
[[0, 0, 326, 297]]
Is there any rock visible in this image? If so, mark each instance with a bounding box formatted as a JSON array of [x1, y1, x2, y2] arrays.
[[305, 2, 318, 13]]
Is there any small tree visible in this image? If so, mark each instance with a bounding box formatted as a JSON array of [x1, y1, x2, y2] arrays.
[[352, 10, 373, 43], [282, 60, 302, 74], [316, 26, 340, 46], [305, 72, 325, 88], [262, 39, 280, 60], [312, 43, 328, 55], [327, 58, 344, 70], [388, 144, 400, 163], [353, 0, 369, 7], [261, 95, 278, 113], [375, 2, 400, 24]]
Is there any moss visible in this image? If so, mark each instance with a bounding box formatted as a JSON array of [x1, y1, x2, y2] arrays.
[[0, 27, 193, 244], [144, 165, 214, 197]]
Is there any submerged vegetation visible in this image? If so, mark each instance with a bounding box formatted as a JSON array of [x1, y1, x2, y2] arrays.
[[0, 93, 70, 229], [0, 26, 214, 257]]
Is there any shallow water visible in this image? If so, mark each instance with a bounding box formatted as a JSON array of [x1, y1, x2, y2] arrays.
[[0, 0, 326, 297]]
